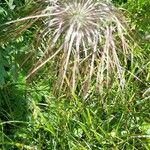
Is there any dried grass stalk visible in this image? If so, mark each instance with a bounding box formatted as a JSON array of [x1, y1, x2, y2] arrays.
[[7, 0, 131, 96]]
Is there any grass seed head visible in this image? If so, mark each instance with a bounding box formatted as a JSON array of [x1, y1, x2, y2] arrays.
[[26, 0, 130, 96]]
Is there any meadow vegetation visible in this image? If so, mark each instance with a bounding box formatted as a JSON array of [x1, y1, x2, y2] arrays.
[[0, 0, 150, 149]]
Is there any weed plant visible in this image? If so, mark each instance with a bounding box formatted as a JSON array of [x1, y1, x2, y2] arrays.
[[0, 0, 150, 149]]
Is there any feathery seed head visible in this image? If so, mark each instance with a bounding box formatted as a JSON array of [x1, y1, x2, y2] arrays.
[[26, 0, 129, 97]]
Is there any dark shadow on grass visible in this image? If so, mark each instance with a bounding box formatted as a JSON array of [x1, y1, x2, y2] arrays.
[[0, 83, 29, 149]]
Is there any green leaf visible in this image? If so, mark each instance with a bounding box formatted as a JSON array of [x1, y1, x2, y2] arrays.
[[0, 51, 6, 86], [0, 7, 6, 15], [5, 0, 16, 10]]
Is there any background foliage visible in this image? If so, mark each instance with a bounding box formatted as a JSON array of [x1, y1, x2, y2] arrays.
[[0, 0, 150, 149]]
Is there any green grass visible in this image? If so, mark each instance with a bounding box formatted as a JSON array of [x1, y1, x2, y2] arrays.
[[0, 70, 150, 149], [0, 0, 150, 150]]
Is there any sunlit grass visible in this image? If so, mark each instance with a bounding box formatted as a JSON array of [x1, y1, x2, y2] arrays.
[[0, 0, 149, 150]]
